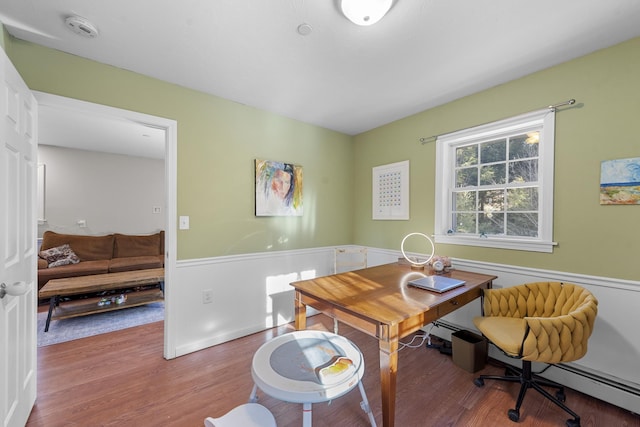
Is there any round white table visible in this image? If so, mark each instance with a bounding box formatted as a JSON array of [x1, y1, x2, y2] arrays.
[[250, 330, 377, 427]]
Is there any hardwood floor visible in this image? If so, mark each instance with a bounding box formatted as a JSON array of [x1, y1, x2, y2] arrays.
[[28, 315, 640, 427]]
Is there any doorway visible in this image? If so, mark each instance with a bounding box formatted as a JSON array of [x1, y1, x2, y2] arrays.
[[33, 92, 177, 357]]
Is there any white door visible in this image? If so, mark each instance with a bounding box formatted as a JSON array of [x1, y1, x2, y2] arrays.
[[0, 47, 38, 426]]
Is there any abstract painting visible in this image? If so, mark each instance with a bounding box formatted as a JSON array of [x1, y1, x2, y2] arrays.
[[600, 157, 640, 205], [255, 159, 303, 216]]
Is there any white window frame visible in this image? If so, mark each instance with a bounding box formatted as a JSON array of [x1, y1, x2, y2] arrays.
[[434, 109, 557, 253]]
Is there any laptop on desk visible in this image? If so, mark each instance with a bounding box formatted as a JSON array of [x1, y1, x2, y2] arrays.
[[408, 275, 466, 293]]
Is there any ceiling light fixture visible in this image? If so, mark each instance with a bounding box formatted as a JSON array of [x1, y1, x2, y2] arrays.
[[341, 0, 392, 26], [64, 15, 99, 38]]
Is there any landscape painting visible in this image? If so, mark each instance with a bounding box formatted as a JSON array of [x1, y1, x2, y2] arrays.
[[255, 159, 303, 216], [600, 157, 640, 205]]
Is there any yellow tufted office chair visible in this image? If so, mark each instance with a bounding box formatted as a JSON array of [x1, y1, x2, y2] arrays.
[[472, 282, 598, 427]]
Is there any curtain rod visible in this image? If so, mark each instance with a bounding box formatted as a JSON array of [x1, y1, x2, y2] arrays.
[[419, 99, 576, 145]]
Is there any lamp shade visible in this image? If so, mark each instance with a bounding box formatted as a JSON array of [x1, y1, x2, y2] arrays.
[[341, 0, 393, 26]]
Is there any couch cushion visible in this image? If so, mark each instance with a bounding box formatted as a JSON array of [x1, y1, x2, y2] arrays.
[[40, 231, 115, 261], [39, 244, 81, 268], [38, 260, 110, 289], [109, 256, 163, 273], [113, 232, 162, 258]]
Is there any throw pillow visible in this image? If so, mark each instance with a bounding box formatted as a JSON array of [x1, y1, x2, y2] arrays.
[[39, 244, 81, 268]]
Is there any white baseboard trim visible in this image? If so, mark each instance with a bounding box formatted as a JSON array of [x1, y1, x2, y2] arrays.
[[175, 321, 269, 357]]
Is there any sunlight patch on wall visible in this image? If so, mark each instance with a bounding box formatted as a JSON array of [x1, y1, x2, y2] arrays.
[[265, 269, 317, 327]]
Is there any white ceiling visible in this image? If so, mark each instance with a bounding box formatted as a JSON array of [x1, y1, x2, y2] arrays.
[[36, 97, 167, 160], [2, 0, 640, 156]]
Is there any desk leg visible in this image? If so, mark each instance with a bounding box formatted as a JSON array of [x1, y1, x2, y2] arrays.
[[379, 324, 399, 427], [294, 290, 307, 330]]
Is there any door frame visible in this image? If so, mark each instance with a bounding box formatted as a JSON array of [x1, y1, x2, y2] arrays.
[[33, 92, 178, 358]]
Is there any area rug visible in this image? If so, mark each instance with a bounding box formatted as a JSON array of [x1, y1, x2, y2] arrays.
[[37, 302, 164, 347]]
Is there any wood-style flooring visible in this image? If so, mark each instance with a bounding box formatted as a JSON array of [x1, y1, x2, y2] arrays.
[[27, 315, 640, 427]]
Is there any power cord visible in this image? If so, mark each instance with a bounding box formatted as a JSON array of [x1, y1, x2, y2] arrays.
[[398, 323, 434, 352], [398, 333, 429, 351]]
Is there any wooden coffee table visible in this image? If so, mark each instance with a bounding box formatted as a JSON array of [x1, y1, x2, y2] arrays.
[[39, 268, 164, 332]]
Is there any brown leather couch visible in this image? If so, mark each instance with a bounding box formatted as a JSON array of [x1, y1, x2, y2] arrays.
[[38, 230, 164, 290]]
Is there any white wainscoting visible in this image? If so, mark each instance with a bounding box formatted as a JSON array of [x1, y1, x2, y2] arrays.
[[170, 247, 340, 357], [369, 248, 640, 415], [168, 246, 640, 414]]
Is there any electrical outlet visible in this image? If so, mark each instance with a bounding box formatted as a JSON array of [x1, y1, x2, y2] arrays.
[[202, 289, 213, 304]]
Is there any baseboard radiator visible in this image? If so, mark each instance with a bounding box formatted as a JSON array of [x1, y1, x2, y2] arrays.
[[428, 319, 640, 416]]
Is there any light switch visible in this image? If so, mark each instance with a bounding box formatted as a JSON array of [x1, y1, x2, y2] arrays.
[[179, 216, 190, 230]]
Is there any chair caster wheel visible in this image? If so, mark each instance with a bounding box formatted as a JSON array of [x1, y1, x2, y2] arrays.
[[556, 390, 566, 402], [508, 409, 520, 422], [473, 378, 484, 387], [566, 418, 580, 427]]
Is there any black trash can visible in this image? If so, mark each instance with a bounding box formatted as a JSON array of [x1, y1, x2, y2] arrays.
[[451, 330, 487, 373]]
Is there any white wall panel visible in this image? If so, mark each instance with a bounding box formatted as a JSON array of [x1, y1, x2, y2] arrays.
[[37, 145, 164, 235], [167, 245, 640, 412]]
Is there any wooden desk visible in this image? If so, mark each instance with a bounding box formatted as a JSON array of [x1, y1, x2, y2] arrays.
[[291, 263, 496, 427]]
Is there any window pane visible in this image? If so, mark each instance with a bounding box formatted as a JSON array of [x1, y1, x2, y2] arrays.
[[510, 133, 539, 159], [478, 189, 504, 212], [507, 187, 538, 211], [479, 212, 504, 235], [480, 139, 506, 164], [507, 213, 538, 237], [456, 145, 478, 167], [509, 159, 538, 183], [435, 108, 553, 252], [456, 167, 478, 188], [453, 212, 476, 234], [454, 190, 476, 211], [480, 163, 506, 186]]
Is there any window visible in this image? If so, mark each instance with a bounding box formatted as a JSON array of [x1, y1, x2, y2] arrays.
[[434, 109, 556, 252]]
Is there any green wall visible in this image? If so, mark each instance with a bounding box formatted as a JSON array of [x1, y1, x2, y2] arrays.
[[5, 33, 639, 280], [5, 37, 354, 259], [353, 37, 640, 281], [1, 24, 7, 50]]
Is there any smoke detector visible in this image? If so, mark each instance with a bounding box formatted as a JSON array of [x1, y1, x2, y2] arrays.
[[64, 15, 99, 38]]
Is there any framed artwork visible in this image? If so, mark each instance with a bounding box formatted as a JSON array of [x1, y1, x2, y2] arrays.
[[255, 159, 303, 216], [372, 160, 409, 220], [600, 157, 640, 205]]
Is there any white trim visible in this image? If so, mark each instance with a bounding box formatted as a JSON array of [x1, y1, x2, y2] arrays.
[[451, 257, 640, 292], [434, 234, 557, 253], [163, 117, 178, 360], [436, 108, 550, 143], [434, 108, 556, 252], [33, 91, 179, 359], [175, 245, 345, 268]]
